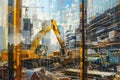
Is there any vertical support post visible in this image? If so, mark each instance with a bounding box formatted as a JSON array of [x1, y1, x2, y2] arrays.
[[8, 0, 14, 79], [15, 0, 22, 80], [81, 0, 87, 80], [80, 2, 83, 80], [8, 45, 14, 80], [8, 0, 21, 80], [82, 0, 85, 79], [14, 0, 22, 80]]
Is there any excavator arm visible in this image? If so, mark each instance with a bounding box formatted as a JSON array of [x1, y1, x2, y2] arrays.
[[1, 19, 66, 60], [51, 19, 67, 56], [30, 19, 67, 56], [31, 26, 51, 52]]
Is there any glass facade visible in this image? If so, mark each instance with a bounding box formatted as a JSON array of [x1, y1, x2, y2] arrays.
[[0, 0, 120, 80]]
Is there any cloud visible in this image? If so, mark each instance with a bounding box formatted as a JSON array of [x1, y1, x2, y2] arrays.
[[22, 0, 36, 6], [105, 0, 108, 1], [66, 4, 69, 8], [74, 0, 79, 3], [72, 4, 76, 8], [50, 5, 54, 9]]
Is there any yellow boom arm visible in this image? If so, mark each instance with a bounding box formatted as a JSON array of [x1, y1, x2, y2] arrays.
[[30, 19, 67, 55]]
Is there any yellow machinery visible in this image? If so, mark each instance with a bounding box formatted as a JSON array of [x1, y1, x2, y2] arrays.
[[51, 20, 67, 56], [1, 17, 74, 71], [0, 19, 66, 79], [1, 19, 63, 60]]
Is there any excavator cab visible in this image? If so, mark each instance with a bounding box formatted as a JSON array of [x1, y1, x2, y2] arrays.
[[35, 45, 47, 56], [60, 47, 66, 56]]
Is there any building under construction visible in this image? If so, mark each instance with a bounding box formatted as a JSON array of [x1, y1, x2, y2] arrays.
[[0, 0, 120, 80]]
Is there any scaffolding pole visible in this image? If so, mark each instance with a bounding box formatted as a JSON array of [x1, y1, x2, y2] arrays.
[[8, 0, 21, 80]]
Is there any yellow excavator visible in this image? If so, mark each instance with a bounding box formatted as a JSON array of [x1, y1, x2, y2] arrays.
[[0, 18, 70, 78], [0, 19, 68, 80], [0, 19, 68, 65]]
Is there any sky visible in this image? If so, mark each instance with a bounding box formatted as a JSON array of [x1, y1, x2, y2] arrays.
[[22, 0, 80, 37], [22, 0, 80, 21], [0, 0, 119, 26]]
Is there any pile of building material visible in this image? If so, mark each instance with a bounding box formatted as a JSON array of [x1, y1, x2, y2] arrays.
[[0, 67, 8, 80], [87, 70, 116, 79], [64, 69, 80, 79], [21, 67, 71, 80]]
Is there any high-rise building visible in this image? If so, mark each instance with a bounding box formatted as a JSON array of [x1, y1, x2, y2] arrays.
[[22, 18, 33, 45], [0, 0, 8, 49], [58, 25, 64, 40], [0, 27, 6, 51], [87, 0, 119, 22]]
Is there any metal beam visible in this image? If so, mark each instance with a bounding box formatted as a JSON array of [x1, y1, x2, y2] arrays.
[[8, 0, 21, 80], [8, 0, 14, 79]]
